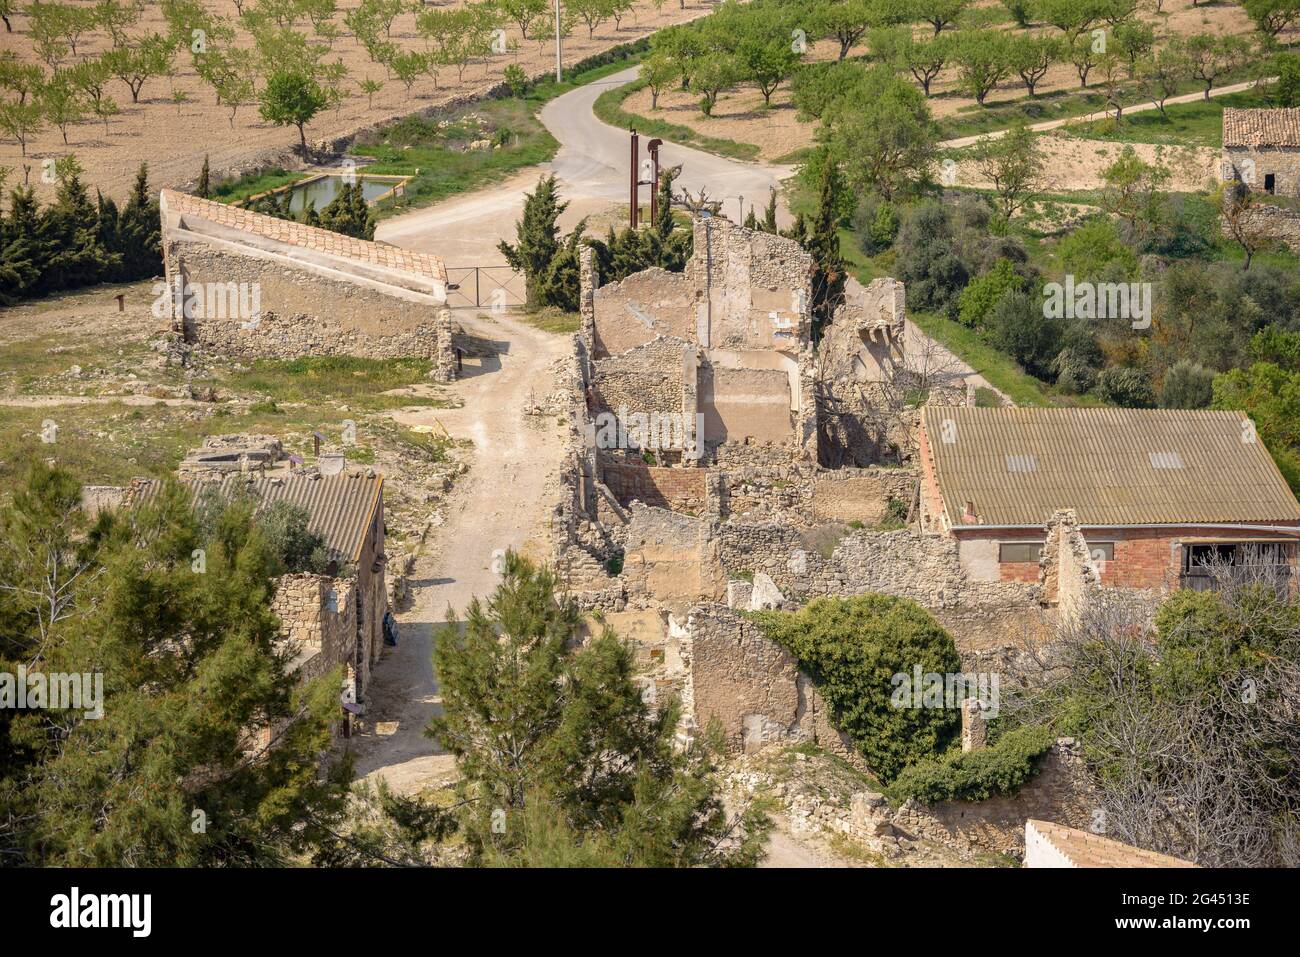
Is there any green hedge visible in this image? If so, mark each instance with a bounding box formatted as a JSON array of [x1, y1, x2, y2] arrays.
[[889, 724, 1056, 804], [753, 594, 962, 783]]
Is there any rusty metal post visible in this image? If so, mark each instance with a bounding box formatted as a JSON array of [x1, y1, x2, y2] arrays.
[[647, 138, 662, 226], [629, 129, 639, 228]]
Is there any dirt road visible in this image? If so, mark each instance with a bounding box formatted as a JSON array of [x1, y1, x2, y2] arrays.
[[346, 308, 569, 793]]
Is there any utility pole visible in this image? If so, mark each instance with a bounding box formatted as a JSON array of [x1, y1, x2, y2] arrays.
[[555, 0, 562, 82]]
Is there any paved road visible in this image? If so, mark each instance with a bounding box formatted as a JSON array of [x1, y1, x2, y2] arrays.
[[375, 66, 794, 266]]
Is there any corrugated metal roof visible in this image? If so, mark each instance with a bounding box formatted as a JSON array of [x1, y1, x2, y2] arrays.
[[921, 407, 1300, 527], [131, 472, 383, 563]]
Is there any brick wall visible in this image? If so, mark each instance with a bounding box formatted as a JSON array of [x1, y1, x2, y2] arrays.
[[599, 455, 707, 512]]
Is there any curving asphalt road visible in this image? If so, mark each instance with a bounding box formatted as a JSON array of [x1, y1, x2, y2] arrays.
[[374, 66, 794, 265]]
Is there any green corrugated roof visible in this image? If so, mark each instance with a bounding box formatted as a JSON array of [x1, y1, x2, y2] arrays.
[[921, 407, 1300, 527], [131, 472, 383, 563]]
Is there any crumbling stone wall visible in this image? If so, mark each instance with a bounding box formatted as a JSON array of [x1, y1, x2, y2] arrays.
[[271, 573, 358, 691], [686, 218, 812, 351], [620, 505, 726, 613], [717, 522, 1047, 650], [589, 268, 696, 358], [599, 453, 708, 512], [890, 740, 1099, 859], [168, 243, 447, 362], [684, 605, 861, 763], [699, 361, 795, 446], [589, 335, 691, 418]]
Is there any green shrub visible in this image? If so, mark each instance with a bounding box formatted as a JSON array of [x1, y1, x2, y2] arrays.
[[1159, 360, 1215, 409], [1096, 366, 1155, 408], [956, 259, 1024, 329], [753, 594, 962, 782], [889, 724, 1056, 804]]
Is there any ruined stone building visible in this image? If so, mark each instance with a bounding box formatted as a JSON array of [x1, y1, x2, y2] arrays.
[[1220, 108, 1300, 255], [547, 214, 1300, 778], [84, 443, 389, 724], [1223, 107, 1300, 197], [918, 406, 1300, 592], [158, 189, 457, 380]]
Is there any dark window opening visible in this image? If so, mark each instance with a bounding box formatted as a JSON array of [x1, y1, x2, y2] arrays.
[[1087, 541, 1115, 561], [1181, 542, 1294, 592], [999, 541, 1043, 563], [1264, 173, 1276, 194]]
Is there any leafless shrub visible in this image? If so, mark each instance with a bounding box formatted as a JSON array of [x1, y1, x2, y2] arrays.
[[1003, 561, 1300, 867]]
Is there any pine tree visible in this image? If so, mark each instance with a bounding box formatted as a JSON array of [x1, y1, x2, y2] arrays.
[[426, 552, 770, 866], [0, 463, 350, 866], [0, 186, 42, 303], [112, 163, 161, 281], [36, 159, 119, 294]]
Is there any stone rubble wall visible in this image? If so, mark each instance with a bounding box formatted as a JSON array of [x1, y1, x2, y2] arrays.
[[167, 242, 443, 361], [684, 604, 864, 765], [589, 335, 691, 417], [889, 740, 1099, 859], [270, 572, 358, 686]]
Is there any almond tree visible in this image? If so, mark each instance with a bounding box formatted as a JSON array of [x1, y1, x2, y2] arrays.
[[67, 59, 119, 133], [0, 101, 45, 157], [641, 52, 679, 109], [967, 122, 1043, 218], [1242, 0, 1300, 38], [258, 69, 328, 149], [0, 54, 45, 105], [1137, 45, 1190, 118], [496, 0, 547, 41], [103, 34, 173, 103], [1009, 33, 1058, 97], [42, 74, 85, 145], [951, 29, 1014, 105], [1181, 33, 1254, 100], [913, 0, 970, 35]]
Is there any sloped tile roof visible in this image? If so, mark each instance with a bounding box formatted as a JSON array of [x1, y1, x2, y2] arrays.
[[921, 407, 1300, 527], [1223, 107, 1300, 148], [1027, 820, 1197, 868], [130, 472, 383, 563], [161, 188, 446, 282]]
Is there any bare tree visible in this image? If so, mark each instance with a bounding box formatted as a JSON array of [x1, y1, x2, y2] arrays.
[[1004, 562, 1300, 867]]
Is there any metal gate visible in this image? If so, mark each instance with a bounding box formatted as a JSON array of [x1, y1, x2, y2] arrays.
[[445, 266, 525, 309]]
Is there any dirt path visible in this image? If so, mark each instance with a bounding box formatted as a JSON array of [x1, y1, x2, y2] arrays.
[[941, 78, 1264, 150], [345, 308, 570, 794]]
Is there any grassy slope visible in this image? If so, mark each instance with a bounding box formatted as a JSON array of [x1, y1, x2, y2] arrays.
[[1063, 89, 1265, 148], [591, 78, 763, 161]]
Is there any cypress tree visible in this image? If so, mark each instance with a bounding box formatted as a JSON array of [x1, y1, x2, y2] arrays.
[[197, 154, 210, 199], [802, 162, 846, 341], [499, 174, 568, 311]]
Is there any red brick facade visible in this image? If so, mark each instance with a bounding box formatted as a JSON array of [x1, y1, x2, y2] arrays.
[[600, 458, 707, 513], [961, 526, 1299, 589]]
